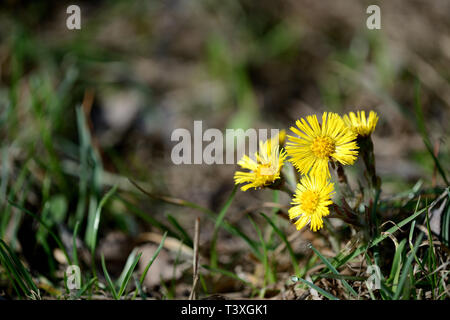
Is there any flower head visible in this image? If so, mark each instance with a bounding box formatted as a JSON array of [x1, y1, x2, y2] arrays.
[[286, 112, 358, 177], [266, 129, 286, 155], [234, 139, 287, 191], [277, 129, 286, 146], [288, 174, 335, 231], [343, 110, 379, 137]]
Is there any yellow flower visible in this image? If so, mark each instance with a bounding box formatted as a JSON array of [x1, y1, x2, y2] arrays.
[[234, 139, 287, 191], [277, 129, 286, 146], [288, 174, 334, 232], [266, 129, 286, 154], [343, 110, 379, 137], [286, 112, 358, 177]]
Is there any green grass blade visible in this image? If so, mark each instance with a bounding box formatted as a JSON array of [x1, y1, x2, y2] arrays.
[[202, 264, 253, 288], [0, 242, 28, 297], [210, 186, 237, 268], [315, 273, 367, 281], [117, 195, 179, 239], [248, 216, 275, 286], [260, 212, 301, 276], [7, 200, 71, 265], [117, 252, 142, 299], [425, 206, 438, 297], [86, 185, 117, 255], [393, 233, 424, 299], [335, 203, 428, 268], [128, 182, 260, 259], [414, 81, 448, 185], [101, 254, 118, 300], [131, 232, 168, 299], [166, 214, 193, 248], [134, 275, 146, 300], [75, 277, 97, 299], [139, 231, 167, 285], [0, 239, 39, 298], [310, 244, 358, 298], [221, 221, 261, 260], [214, 186, 237, 229], [116, 249, 138, 290], [387, 238, 406, 292], [296, 277, 339, 300], [72, 221, 80, 267]]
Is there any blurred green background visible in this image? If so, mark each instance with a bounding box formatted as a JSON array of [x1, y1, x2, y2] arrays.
[[0, 0, 449, 299]]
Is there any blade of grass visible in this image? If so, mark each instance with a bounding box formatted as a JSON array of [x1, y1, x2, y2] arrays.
[[75, 277, 97, 299], [248, 216, 275, 295], [0, 239, 39, 299], [309, 244, 358, 298], [116, 249, 138, 289], [132, 231, 168, 299], [393, 233, 424, 299], [189, 218, 200, 300], [139, 232, 167, 285], [210, 186, 237, 268], [0, 242, 28, 298], [202, 264, 254, 288], [166, 214, 193, 248], [72, 221, 80, 267], [134, 275, 146, 300], [74, 105, 103, 227], [425, 205, 437, 298], [222, 220, 261, 260], [128, 178, 217, 216], [408, 220, 427, 279], [387, 238, 406, 292], [315, 273, 367, 281], [414, 81, 448, 185], [296, 277, 339, 300], [7, 200, 71, 265], [335, 201, 428, 268], [117, 195, 179, 239], [117, 252, 142, 299], [86, 185, 117, 255], [260, 212, 301, 276], [101, 254, 118, 300], [129, 180, 260, 259]]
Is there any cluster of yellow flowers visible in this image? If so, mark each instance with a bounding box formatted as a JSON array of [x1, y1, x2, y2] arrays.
[[234, 110, 379, 232]]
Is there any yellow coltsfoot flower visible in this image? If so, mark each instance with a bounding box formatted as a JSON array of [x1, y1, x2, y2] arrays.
[[288, 173, 335, 232], [266, 129, 286, 156], [286, 112, 358, 177], [343, 110, 379, 137], [234, 139, 287, 191], [277, 129, 286, 147]]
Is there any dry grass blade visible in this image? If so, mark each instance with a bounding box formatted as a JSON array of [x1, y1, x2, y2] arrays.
[[137, 232, 193, 258]]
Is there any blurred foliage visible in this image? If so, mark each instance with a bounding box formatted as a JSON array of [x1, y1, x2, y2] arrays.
[[0, 0, 448, 299]]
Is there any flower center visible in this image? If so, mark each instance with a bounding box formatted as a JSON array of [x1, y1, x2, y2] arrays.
[[256, 163, 275, 178], [300, 190, 319, 215], [311, 136, 335, 158]]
